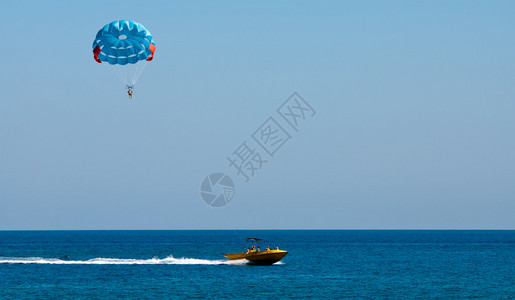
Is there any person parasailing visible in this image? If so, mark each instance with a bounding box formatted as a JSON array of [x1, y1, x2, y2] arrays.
[[92, 20, 156, 99], [127, 85, 134, 99]]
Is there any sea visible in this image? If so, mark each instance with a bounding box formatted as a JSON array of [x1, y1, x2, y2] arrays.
[[0, 230, 514, 299]]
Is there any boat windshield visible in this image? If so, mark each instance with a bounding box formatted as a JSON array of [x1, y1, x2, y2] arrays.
[[247, 238, 263, 241]]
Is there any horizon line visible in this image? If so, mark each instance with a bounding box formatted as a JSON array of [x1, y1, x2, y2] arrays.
[[1, 228, 514, 231]]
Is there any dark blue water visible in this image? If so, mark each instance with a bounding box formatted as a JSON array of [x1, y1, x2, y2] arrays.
[[1, 230, 514, 298]]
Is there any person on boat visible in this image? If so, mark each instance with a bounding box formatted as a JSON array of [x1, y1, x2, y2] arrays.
[[266, 246, 270, 251], [246, 248, 250, 254], [276, 246, 279, 250], [257, 247, 260, 252], [252, 245, 256, 251]]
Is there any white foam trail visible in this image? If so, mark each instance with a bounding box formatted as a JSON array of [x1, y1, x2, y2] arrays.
[[0, 255, 247, 265]]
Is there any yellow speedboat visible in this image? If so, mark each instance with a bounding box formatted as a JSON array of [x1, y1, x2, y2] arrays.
[[224, 238, 288, 265]]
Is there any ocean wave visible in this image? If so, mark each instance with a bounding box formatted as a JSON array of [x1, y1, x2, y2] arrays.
[[0, 255, 247, 265]]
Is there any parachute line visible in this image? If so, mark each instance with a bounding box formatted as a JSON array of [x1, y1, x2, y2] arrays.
[[111, 60, 147, 87], [132, 60, 147, 85]]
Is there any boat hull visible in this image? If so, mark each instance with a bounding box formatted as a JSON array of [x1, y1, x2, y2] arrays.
[[224, 250, 288, 265]]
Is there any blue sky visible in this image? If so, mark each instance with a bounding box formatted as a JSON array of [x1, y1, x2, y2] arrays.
[[0, 1, 514, 229]]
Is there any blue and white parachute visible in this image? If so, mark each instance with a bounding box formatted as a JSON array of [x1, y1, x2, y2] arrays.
[[92, 20, 155, 88]]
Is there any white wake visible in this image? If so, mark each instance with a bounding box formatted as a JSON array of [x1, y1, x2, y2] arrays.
[[0, 255, 247, 265]]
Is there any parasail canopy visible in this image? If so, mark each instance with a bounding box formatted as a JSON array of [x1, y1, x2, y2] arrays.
[[92, 20, 155, 65]]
